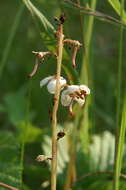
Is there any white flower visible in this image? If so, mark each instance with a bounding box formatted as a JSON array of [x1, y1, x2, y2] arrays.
[[61, 85, 90, 114], [40, 76, 67, 94]]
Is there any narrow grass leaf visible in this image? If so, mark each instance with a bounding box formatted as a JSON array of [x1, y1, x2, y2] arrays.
[[114, 92, 126, 190], [80, 0, 97, 153], [0, 4, 24, 79], [108, 0, 126, 23], [22, 0, 55, 33], [114, 0, 125, 189]]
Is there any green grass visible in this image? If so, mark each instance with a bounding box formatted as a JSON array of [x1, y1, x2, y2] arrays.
[[113, 0, 125, 189], [0, 4, 24, 79]]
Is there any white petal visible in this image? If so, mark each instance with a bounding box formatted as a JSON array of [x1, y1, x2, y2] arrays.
[[67, 85, 80, 92], [61, 85, 80, 106], [79, 85, 90, 95], [40, 76, 54, 88], [60, 77, 67, 87], [74, 97, 85, 107], [64, 85, 80, 95], [47, 77, 67, 94], [61, 90, 72, 106], [47, 79, 56, 94]]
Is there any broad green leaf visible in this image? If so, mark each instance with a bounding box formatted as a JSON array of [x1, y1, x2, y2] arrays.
[[85, 180, 126, 190], [89, 131, 115, 171], [18, 122, 42, 143], [3, 92, 27, 126], [108, 0, 126, 23], [0, 132, 21, 188], [2, 86, 34, 126]]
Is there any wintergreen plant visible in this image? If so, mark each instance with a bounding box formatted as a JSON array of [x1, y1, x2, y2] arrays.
[[29, 14, 90, 190]]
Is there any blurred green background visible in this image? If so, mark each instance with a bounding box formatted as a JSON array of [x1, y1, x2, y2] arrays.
[[0, 0, 126, 190]]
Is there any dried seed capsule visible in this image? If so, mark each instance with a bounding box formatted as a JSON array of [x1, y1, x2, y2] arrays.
[[36, 155, 52, 162], [32, 51, 52, 61], [57, 131, 66, 140], [28, 58, 39, 78], [63, 39, 82, 68]]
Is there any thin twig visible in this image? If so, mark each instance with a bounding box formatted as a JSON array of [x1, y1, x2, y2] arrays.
[[64, 0, 126, 27], [51, 23, 64, 190], [73, 171, 126, 186], [0, 182, 19, 190]]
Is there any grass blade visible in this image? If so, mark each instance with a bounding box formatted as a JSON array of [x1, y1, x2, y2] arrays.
[[113, 0, 125, 189], [0, 4, 24, 79], [80, 0, 97, 153], [22, 0, 55, 33], [64, 0, 126, 27], [114, 92, 126, 190], [108, 0, 126, 23]]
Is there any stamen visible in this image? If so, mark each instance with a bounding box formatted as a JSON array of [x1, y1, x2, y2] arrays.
[[75, 91, 84, 99], [81, 90, 87, 96]]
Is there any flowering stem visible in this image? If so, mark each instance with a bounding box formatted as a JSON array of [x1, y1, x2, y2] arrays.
[[51, 23, 64, 190]]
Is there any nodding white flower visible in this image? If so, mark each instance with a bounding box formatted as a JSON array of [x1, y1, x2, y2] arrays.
[[61, 85, 90, 115], [40, 76, 67, 94]]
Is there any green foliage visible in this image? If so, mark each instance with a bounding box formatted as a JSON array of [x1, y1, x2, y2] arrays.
[[0, 3, 24, 79], [0, 1, 126, 190], [22, 0, 55, 33], [0, 131, 21, 188], [73, 180, 126, 190], [1, 90, 27, 126], [18, 122, 42, 143], [89, 131, 115, 171], [114, 93, 126, 190], [108, 0, 126, 23]]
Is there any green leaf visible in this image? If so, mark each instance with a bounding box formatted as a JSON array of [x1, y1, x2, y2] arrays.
[[89, 131, 115, 171], [22, 0, 55, 33], [2, 86, 34, 126], [0, 131, 21, 188], [0, 104, 6, 112], [3, 89, 27, 126], [18, 122, 42, 143], [0, 4, 24, 79], [108, 0, 126, 23], [114, 92, 126, 189]]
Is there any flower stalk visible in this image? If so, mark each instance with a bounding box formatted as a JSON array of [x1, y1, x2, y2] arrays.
[[29, 14, 88, 190], [51, 23, 64, 190]]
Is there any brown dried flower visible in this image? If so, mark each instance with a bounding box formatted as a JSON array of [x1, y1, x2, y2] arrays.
[[63, 39, 82, 68]]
